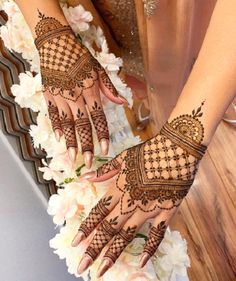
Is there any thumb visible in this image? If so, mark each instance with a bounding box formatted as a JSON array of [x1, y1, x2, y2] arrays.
[[78, 153, 123, 183], [98, 67, 128, 105]]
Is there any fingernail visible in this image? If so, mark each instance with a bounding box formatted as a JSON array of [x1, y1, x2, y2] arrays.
[[71, 232, 85, 247], [68, 147, 77, 162], [139, 253, 150, 268], [77, 171, 96, 182], [84, 151, 93, 169], [100, 139, 109, 155], [77, 256, 93, 275], [97, 259, 113, 278], [118, 95, 129, 106], [55, 130, 61, 142]]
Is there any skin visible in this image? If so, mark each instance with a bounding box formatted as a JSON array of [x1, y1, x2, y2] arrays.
[[72, 0, 236, 277], [15, 0, 127, 168], [14, 0, 236, 278]]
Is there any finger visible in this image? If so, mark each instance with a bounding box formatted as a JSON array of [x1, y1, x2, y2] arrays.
[[54, 95, 77, 162], [139, 208, 177, 268], [97, 210, 146, 278], [72, 189, 120, 247], [78, 152, 123, 183], [98, 66, 128, 105], [67, 96, 93, 168], [77, 198, 131, 275], [43, 90, 62, 141], [83, 81, 109, 155]]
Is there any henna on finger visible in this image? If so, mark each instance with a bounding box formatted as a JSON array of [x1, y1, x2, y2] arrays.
[[85, 217, 118, 261], [99, 67, 119, 97], [75, 108, 93, 153], [47, 100, 61, 131], [78, 196, 113, 237], [103, 225, 137, 263], [90, 101, 109, 141], [143, 220, 167, 258], [60, 111, 77, 148], [97, 157, 122, 177]]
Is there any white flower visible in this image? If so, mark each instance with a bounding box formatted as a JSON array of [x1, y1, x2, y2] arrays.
[[62, 5, 93, 34], [96, 42, 123, 72], [11, 72, 43, 112]]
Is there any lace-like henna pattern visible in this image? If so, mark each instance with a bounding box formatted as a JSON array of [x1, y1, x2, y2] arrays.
[[60, 111, 76, 148], [85, 217, 118, 261], [78, 196, 112, 237], [97, 158, 121, 177], [90, 101, 109, 141], [34, 11, 100, 102], [75, 109, 93, 153], [47, 100, 61, 131], [116, 102, 207, 214], [99, 68, 119, 97], [143, 221, 167, 257], [104, 225, 137, 262]]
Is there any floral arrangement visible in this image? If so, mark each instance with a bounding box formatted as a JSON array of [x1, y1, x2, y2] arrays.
[[0, 1, 190, 280]]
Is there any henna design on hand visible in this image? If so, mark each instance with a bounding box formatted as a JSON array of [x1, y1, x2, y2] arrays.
[[60, 111, 77, 148], [116, 101, 207, 214], [85, 217, 118, 261], [75, 109, 93, 153], [78, 196, 113, 237], [47, 100, 61, 131], [34, 11, 100, 101], [90, 101, 109, 141], [143, 221, 167, 257], [103, 225, 137, 263], [97, 157, 122, 177], [99, 68, 119, 97]]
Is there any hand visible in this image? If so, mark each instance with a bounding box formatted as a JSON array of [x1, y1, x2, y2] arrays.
[[34, 11, 126, 167], [71, 102, 207, 278]]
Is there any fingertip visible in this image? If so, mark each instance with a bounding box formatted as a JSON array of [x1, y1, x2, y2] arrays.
[[139, 253, 150, 268], [100, 139, 109, 155], [68, 147, 77, 162], [84, 151, 93, 169]]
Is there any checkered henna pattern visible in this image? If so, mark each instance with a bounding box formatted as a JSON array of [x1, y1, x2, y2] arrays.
[[99, 69, 119, 97], [143, 221, 167, 257], [60, 111, 77, 148], [78, 196, 113, 237], [97, 157, 122, 177], [85, 217, 118, 261], [75, 109, 93, 153], [34, 11, 100, 101], [47, 100, 61, 131], [90, 101, 109, 141], [103, 225, 137, 263], [114, 101, 207, 214]]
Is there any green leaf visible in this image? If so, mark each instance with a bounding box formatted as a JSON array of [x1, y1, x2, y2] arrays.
[[76, 163, 86, 176], [136, 233, 148, 241]]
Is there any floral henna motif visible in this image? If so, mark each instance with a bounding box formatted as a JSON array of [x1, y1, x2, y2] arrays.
[[34, 11, 100, 101], [75, 109, 93, 153], [60, 111, 77, 148], [115, 102, 207, 214], [90, 101, 109, 141], [143, 221, 167, 257], [85, 217, 118, 261], [78, 196, 113, 237], [104, 225, 137, 263], [47, 100, 61, 131]]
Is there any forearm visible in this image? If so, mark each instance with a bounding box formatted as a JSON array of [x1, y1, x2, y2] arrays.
[[169, 0, 236, 146], [14, 0, 68, 38]]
